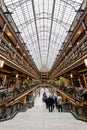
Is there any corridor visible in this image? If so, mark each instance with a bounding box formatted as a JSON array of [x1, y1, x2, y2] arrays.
[[0, 88, 87, 130]]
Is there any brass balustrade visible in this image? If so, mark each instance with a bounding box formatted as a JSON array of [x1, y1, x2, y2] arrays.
[[51, 34, 87, 78], [0, 35, 37, 76]]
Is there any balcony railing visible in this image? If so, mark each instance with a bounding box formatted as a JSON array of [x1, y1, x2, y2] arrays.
[[0, 34, 38, 77], [51, 33, 87, 78]]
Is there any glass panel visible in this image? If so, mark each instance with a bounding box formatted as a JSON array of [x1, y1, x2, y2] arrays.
[[4, 0, 83, 71]]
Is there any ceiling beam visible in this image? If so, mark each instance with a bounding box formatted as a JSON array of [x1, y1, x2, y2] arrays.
[[31, 0, 42, 66], [46, 0, 56, 67]]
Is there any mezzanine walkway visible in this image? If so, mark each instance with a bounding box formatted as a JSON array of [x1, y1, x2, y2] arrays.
[[0, 88, 87, 130]]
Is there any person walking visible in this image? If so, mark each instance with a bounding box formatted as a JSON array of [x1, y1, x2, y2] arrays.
[[47, 95, 54, 112], [57, 95, 63, 112], [54, 96, 58, 109]]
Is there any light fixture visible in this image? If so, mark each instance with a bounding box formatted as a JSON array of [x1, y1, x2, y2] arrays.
[[18, 45, 20, 49], [4, 75, 6, 80], [7, 32, 12, 36], [27, 77, 29, 80], [16, 74, 18, 78], [68, 44, 72, 48], [84, 59, 87, 66], [77, 42, 80, 45], [23, 53, 25, 56], [0, 60, 4, 68], [65, 56, 68, 59], [17, 45, 20, 49], [70, 74, 73, 78], [67, 30, 73, 33], [75, 9, 85, 12], [4, 11, 13, 15], [8, 43, 11, 46], [60, 77, 62, 80], [77, 30, 82, 35]]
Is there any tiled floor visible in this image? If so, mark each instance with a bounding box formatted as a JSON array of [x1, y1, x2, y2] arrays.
[[0, 88, 87, 130]]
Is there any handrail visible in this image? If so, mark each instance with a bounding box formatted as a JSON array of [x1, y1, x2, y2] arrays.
[[50, 85, 82, 105], [51, 35, 87, 78], [0, 84, 39, 107], [37, 83, 84, 106]]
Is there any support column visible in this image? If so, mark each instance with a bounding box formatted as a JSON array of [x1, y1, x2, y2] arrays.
[[78, 78, 82, 86], [0, 23, 6, 42], [83, 74, 87, 88]]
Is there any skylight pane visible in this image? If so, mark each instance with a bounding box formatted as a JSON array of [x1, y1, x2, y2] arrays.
[[4, 0, 83, 72]]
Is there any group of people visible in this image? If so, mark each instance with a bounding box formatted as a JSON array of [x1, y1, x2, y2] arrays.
[[42, 92, 63, 112]]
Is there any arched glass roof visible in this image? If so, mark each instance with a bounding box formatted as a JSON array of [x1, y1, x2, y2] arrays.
[[4, 0, 83, 72]]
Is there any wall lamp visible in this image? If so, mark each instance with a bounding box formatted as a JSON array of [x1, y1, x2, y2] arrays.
[[0, 60, 4, 68], [70, 74, 73, 78], [84, 59, 87, 66], [16, 74, 18, 78]]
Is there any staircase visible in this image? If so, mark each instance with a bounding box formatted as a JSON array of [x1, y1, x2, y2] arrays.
[[0, 88, 87, 130]]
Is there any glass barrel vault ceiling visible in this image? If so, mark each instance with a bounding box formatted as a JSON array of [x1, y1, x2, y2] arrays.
[[3, 0, 83, 72]]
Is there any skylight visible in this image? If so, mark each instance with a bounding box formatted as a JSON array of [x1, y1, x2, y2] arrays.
[[3, 0, 83, 72]]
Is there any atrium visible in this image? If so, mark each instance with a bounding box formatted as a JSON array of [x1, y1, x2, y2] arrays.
[[0, 0, 87, 125]]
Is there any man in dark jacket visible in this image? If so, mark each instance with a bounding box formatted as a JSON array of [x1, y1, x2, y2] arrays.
[[48, 96, 54, 112]]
